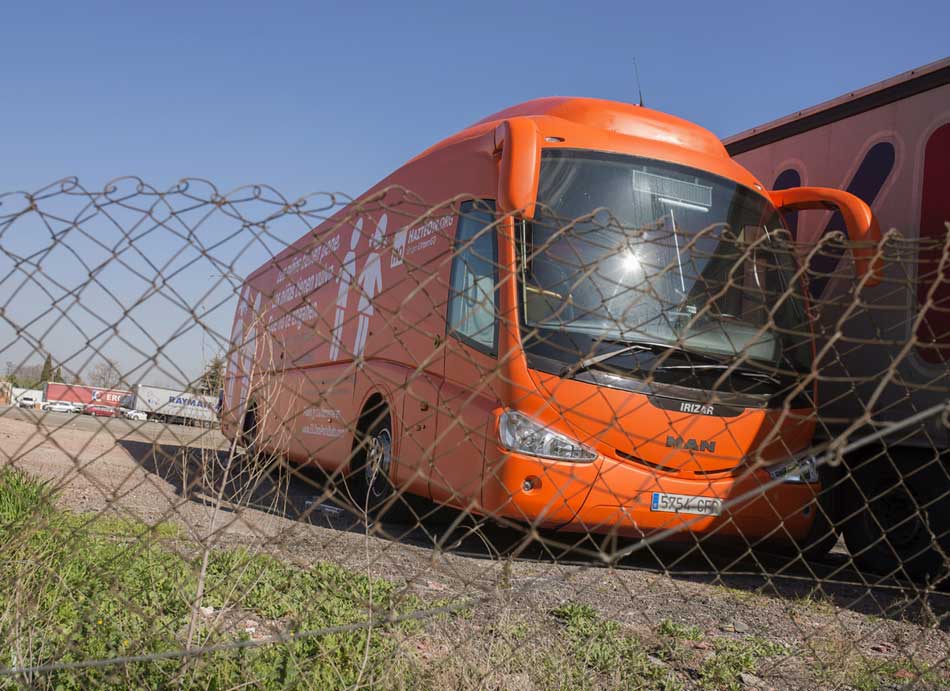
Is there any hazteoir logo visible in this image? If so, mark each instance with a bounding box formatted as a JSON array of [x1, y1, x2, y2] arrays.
[[391, 229, 407, 268]]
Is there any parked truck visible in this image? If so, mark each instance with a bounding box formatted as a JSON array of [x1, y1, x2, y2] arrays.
[[43, 382, 130, 409], [724, 57, 950, 580], [11, 387, 43, 408], [121, 384, 219, 427]]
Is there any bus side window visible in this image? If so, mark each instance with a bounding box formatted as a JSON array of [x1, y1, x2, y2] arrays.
[[447, 201, 498, 354]]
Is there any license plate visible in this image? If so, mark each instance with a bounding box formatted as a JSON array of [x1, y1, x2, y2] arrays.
[[650, 492, 722, 516]]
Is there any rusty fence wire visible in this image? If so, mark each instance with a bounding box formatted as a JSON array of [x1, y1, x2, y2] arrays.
[[0, 177, 947, 689]]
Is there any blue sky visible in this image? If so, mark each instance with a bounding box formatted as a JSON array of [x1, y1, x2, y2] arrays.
[[1, 0, 947, 385]]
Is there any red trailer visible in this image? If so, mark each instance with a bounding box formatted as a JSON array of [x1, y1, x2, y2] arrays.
[[44, 382, 131, 408], [724, 58, 950, 579]]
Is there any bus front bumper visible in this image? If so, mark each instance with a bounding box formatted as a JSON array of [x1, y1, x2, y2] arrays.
[[482, 450, 818, 543]]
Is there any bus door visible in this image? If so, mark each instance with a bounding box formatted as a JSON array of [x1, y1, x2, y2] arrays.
[[392, 211, 453, 499], [430, 201, 503, 508]]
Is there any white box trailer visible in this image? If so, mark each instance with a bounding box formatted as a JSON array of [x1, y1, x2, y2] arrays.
[[125, 385, 220, 426], [724, 57, 950, 579], [12, 387, 44, 407]]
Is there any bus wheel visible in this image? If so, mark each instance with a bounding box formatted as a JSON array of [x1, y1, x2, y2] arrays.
[[756, 464, 843, 563], [793, 465, 846, 562], [843, 450, 949, 584], [351, 411, 412, 523], [241, 404, 277, 474]]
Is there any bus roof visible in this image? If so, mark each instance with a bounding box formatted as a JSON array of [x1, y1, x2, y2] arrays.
[[411, 96, 732, 164], [724, 57, 950, 155]]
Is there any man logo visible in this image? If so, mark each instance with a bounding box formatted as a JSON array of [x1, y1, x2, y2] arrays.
[[666, 436, 716, 453]]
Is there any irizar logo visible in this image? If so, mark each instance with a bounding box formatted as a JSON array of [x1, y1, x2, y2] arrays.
[[666, 436, 716, 453], [679, 401, 715, 415]]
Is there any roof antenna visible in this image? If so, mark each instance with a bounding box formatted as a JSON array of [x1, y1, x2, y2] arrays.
[[633, 58, 645, 107]]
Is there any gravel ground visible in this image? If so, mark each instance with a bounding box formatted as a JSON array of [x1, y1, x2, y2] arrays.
[[1, 406, 948, 689]]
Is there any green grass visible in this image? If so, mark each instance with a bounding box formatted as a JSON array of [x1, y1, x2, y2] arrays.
[[63, 512, 183, 540], [654, 618, 704, 667], [808, 636, 948, 691], [793, 590, 837, 616], [657, 618, 704, 641], [0, 467, 437, 690], [0, 466, 55, 526], [846, 658, 945, 691], [550, 602, 683, 691], [5, 468, 943, 691], [698, 636, 790, 690]]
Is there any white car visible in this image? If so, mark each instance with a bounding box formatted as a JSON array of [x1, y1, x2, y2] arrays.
[[17, 397, 35, 409], [124, 409, 148, 421], [43, 401, 76, 413]]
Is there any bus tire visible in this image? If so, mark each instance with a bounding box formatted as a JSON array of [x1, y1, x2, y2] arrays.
[[843, 448, 949, 584], [350, 409, 412, 523], [241, 403, 277, 474], [794, 463, 846, 562], [755, 464, 843, 563]]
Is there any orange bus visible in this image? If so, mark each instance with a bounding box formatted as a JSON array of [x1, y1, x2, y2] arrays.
[[222, 97, 879, 553]]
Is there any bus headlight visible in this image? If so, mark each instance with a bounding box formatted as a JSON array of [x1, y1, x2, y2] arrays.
[[498, 411, 597, 462], [767, 454, 819, 484]]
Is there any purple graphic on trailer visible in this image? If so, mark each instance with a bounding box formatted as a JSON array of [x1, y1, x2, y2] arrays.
[[354, 214, 387, 359], [773, 141, 895, 299], [143, 390, 161, 409]]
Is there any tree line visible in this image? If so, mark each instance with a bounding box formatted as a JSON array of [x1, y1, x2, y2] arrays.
[[3, 353, 225, 394]]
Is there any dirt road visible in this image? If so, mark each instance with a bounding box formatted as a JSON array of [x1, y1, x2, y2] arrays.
[[1, 406, 947, 689]]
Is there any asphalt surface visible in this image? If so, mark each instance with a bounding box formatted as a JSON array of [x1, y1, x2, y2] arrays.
[[0, 404, 227, 449]]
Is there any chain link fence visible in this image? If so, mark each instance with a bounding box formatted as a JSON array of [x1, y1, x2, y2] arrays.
[[0, 177, 947, 689]]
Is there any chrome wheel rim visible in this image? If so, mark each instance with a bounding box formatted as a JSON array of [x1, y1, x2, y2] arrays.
[[365, 428, 392, 498]]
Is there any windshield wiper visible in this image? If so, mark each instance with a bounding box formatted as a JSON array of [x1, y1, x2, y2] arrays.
[[633, 343, 784, 383], [558, 338, 726, 378], [649, 363, 783, 385], [559, 337, 784, 385], [559, 343, 653, 377]]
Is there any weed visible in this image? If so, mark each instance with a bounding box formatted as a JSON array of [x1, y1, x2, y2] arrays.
[[794, 590, 836, 615], [846, 658, 943, 691], [551, 602, 683, 691], [0, 466, 55, 527], [698, 636, 789, 690], [712, 584, 758, 604], [63, 512, 182, 540], [657, 618, 704, 641], [508, 622, 529, 640], [653, 619, 703, 666]]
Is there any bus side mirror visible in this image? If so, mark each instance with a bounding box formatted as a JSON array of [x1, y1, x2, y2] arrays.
[[494, 118, 540, 219], [769, 186, 883, 287]]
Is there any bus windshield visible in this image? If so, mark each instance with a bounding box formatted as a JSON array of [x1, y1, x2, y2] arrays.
[[520, 150, 811, 373]]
